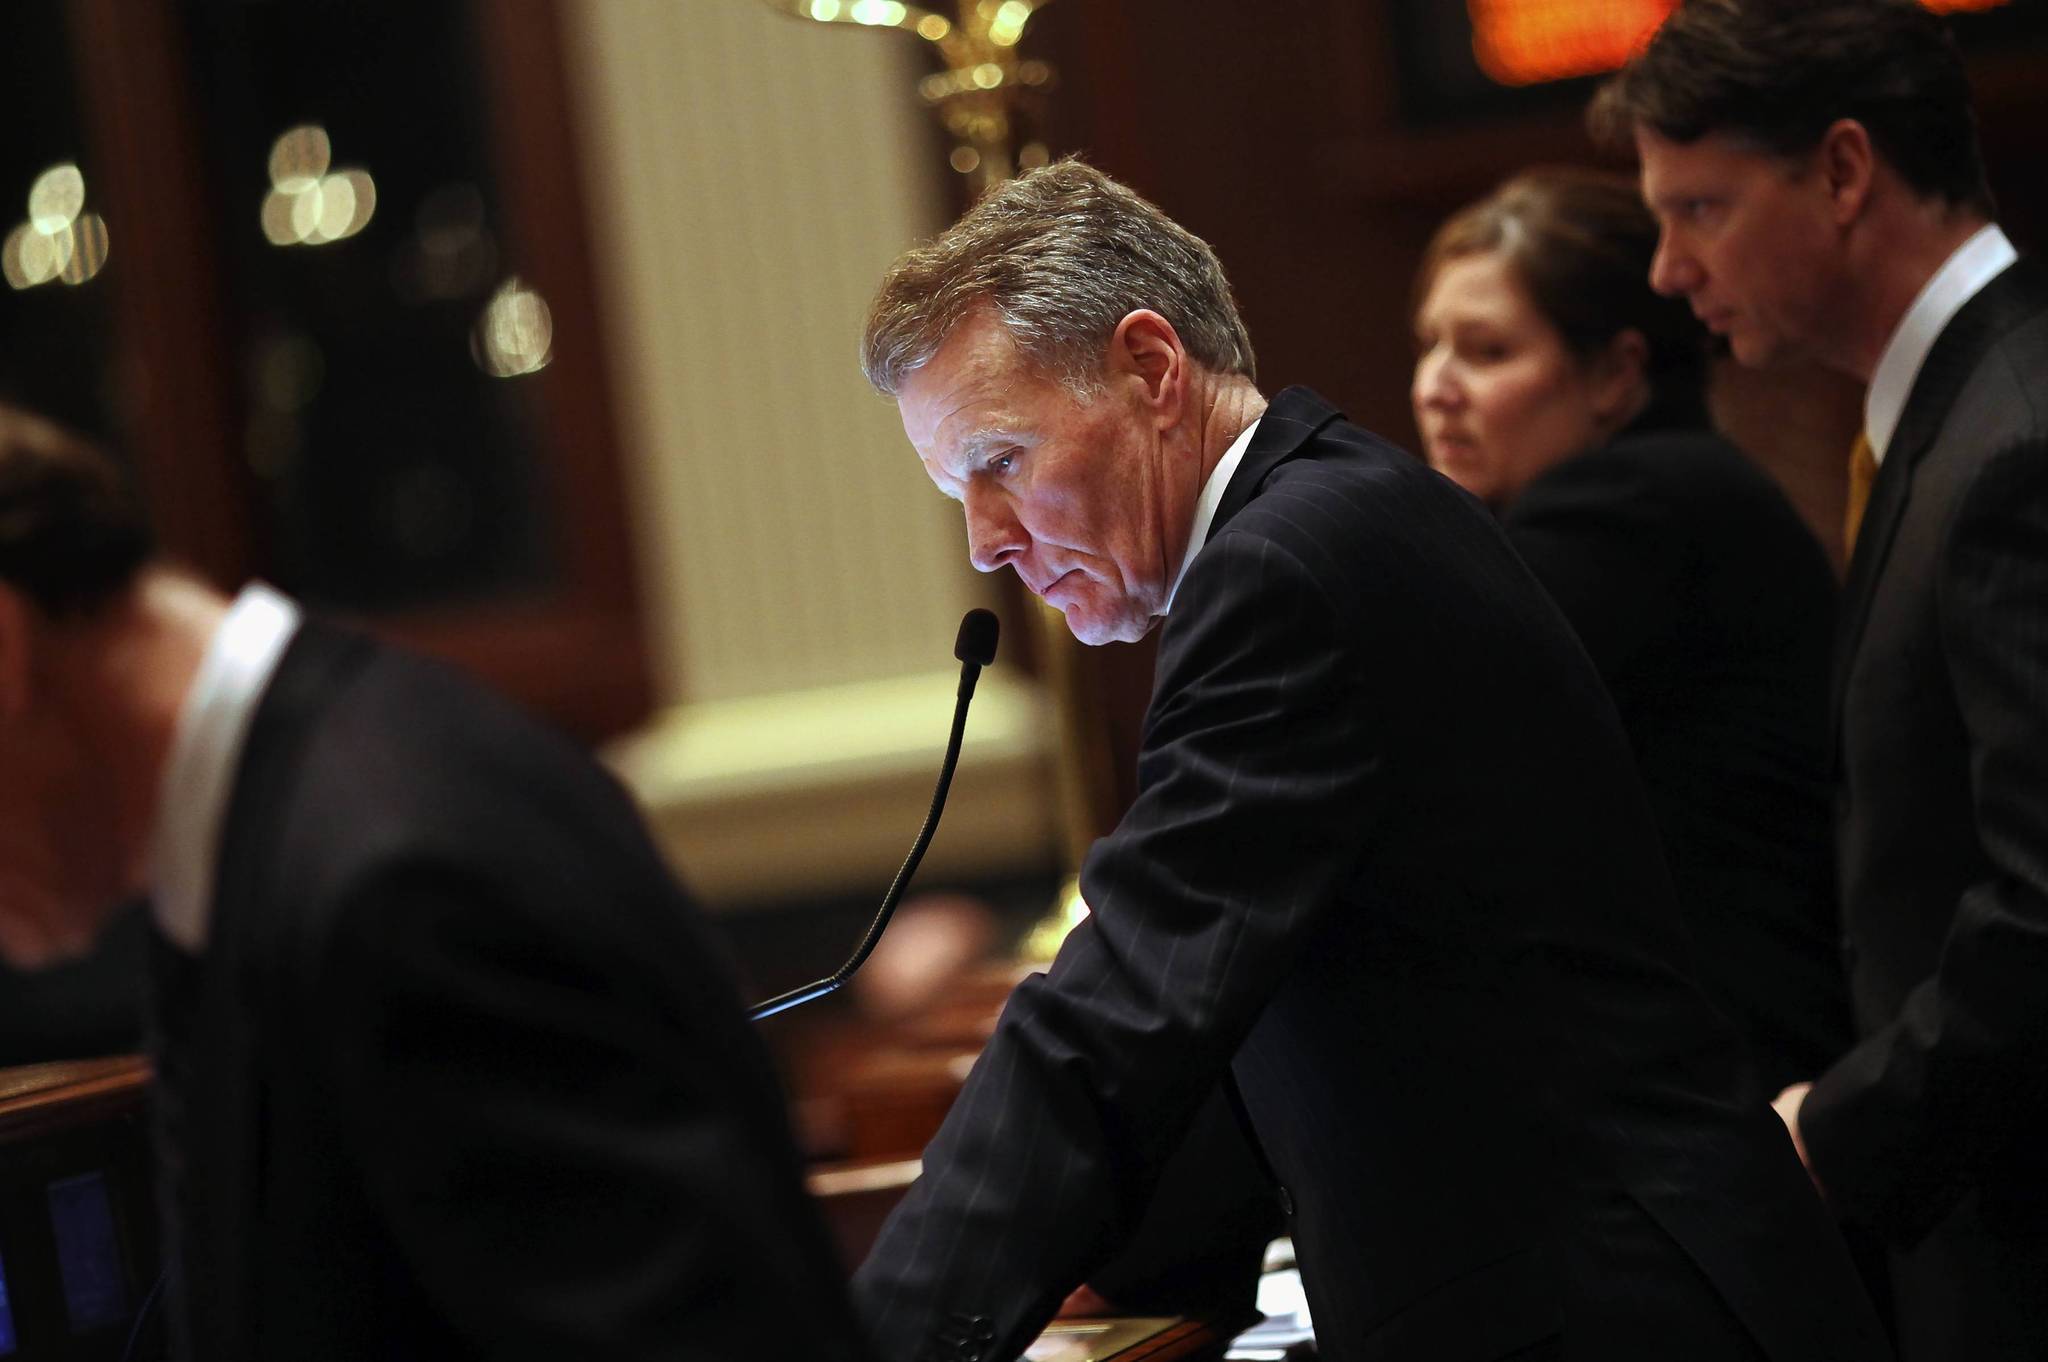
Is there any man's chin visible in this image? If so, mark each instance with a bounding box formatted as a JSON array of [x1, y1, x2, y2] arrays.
[[1058, 605, 1155, 647], [1726, 329, 1798, 371]]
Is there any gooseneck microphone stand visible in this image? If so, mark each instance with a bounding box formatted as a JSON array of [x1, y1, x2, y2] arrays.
[[749, 608, 999, 1021]]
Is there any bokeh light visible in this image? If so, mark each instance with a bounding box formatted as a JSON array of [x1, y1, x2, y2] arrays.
[[393, 181, 497, 305], [27, 165, 84, 234], [987, 1, 1032, 47], [267, 125, 332, 193], [849, 0, 908, 25], [5, 165, 108, 292], [262, 125, 377, 247], [473, 277, 553, 377], [59, 214, 108, 285], [3, 225, 39, 291]]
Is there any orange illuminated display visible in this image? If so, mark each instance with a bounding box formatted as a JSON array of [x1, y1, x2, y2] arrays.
[[1470, 0, 1674, 86], [1469, 0, 2010, 87]]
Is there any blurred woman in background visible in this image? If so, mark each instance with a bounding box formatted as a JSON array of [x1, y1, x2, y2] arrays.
[[1411, 167, 1848, 1103]]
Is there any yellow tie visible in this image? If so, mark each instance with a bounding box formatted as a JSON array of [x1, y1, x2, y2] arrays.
[[1844, 431, 1878, 557]]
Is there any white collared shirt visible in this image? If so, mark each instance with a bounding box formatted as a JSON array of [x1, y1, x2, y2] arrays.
[[149, 584, 302, 953], [1866, 223, 2017, 464], [1164, 416, 1261, 613]]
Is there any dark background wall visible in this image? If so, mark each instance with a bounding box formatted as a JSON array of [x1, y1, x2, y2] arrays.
[[1020, 0, 2047, 552], [997, 0, 2048, 808]]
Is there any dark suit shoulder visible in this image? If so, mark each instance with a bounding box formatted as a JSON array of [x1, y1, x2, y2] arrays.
[[1891, 259, 2048, 474], [1877, 294, 2048, 588], [1219, 423, 1517, 604], [1979, 258, 2048, 410], [283, 641, 640, 866], [1507, 426, 1832, 641], [1227, 455, 1429, 567], [1513, 427, 1802, 536], [1963, 305, 2048, 444], [225, 633, 697, 999]]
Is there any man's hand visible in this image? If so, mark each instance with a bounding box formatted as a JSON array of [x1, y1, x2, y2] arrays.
[[1772, 1080, 1821, 1195]]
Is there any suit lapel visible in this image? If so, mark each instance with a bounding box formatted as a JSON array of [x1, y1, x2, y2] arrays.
[[1830, 259, 2048, 742], [1209, 386, 1344, 537], [180, 621, 374, 1356]]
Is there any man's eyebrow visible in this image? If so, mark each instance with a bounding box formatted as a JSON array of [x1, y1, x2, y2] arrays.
[[955, 427, 1017, 460]]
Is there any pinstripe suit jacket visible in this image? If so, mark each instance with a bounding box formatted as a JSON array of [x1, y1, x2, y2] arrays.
[[852, 388, 1886, 1362], [1799, 260, 2048, 1358]]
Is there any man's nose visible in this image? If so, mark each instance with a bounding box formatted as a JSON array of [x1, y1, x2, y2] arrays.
[[1649, 234, 1698, 297], [964, 486, 1026, 574]]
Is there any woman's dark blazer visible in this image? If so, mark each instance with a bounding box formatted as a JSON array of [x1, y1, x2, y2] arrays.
[[1501, 409, 1851, 1099]]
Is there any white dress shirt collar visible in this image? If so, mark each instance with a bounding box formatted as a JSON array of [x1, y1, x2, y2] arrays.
[[1865, 223, 2017, 464], [1165, 416, 1261, 613], [149, 583, 302, 953]]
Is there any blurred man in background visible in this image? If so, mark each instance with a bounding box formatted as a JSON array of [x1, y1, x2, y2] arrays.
[[0, 405, 868, 1361]]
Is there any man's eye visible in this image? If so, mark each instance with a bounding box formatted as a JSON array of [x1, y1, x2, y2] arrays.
[[989, 450, 1018, 474]]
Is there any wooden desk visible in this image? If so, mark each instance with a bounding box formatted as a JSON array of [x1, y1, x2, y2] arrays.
[[1022, 1316, 1237, 1361], [806, 1158, 1243, 1362], [0, 1056, 157, 1361], [0, 1056, 151, 1140], [4, 1057, 1246, 1361]]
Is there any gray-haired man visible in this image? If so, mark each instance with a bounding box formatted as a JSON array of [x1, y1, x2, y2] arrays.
[[850, 160, 1887, 1362]]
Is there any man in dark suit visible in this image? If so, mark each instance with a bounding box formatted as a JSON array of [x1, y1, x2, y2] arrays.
[[1598, 2, 2048, 1355], [849, 159, 1886, 1361], [0, 405, 868, 1360]]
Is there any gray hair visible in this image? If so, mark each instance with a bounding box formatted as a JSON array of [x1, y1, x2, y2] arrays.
[[860, 158, 1256, 397]]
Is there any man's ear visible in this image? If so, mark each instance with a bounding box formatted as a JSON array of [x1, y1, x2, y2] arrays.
[[1108, 309, 1187, 426], [1816, 118, 1876, 227], [0, 584, 36, 724]]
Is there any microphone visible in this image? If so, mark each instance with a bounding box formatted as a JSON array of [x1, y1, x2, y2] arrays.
[[749, 608, 1000, 1021]]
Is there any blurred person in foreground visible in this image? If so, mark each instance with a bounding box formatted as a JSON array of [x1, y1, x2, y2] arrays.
[[847, 157, 1886, 1362], [1411, 167, 1850, 1105], [0, 405, 868, 1361], [1597, 1, 2048, 1354]]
